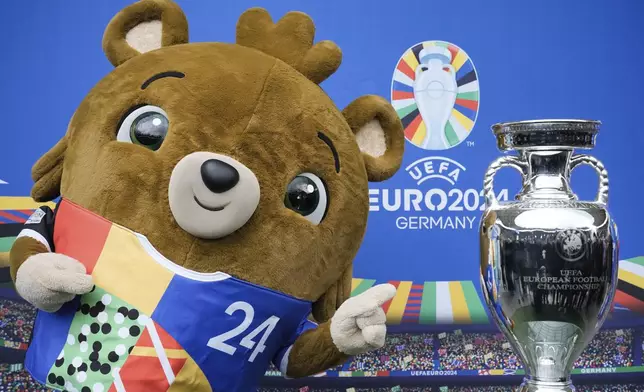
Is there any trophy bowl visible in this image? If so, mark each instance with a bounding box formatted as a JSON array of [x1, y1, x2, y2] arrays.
[[479, 120, 619, 392]]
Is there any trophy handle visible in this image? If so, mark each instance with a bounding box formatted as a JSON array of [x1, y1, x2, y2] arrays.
[[483, 156, 527, 208], [570, 154, 609, 205]]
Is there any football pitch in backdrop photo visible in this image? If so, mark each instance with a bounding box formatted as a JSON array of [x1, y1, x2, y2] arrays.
[[1, 0, 643, 391]]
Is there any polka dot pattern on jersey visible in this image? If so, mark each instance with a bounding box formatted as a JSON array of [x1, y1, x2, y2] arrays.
[[44, 286, 148, 391]]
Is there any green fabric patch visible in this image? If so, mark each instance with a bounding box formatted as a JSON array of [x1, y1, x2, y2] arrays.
[[45, 286, 147, 391]]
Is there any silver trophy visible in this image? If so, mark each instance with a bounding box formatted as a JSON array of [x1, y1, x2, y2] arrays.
[[479, 120, 619, 392]]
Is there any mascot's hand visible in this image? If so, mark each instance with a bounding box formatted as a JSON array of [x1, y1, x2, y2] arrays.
[[330, 283, 396, 355], [15, 253, 94, 312]]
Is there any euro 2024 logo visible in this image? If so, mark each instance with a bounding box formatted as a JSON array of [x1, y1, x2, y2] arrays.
[[369, 41, 509, 230], [392, 41, 477, 150]]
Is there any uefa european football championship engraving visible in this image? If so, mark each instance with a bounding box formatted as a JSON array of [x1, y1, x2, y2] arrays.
[[479, 120, 619, 392]]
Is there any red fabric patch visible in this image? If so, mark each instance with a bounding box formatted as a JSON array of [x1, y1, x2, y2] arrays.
[[135, 327, 154, 348], [117, 320, 188, 390], [155, 321, 183, 350], [119, 355, 170, 391], [132, 321, 183, 350], [53, 199, 111, 274]]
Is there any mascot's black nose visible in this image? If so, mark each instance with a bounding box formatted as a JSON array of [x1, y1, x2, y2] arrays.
[[200, 159, 240, 193]]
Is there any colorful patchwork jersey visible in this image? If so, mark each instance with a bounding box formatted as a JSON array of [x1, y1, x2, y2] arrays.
[[19, 199, 316, 392]]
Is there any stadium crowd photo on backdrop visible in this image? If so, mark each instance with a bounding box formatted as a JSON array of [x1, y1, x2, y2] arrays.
[[1, 0, 643, 391]]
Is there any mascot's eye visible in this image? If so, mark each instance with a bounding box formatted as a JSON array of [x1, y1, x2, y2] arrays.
[[116, 105, 169, 151], [284, 173, 328, 225]]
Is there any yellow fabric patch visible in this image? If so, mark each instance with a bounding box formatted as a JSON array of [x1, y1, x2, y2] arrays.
[[92, 225, 173, 315]]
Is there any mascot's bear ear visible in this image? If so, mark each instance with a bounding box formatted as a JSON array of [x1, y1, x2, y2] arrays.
[[312, 96, 404, 322], [102, 0, 189, 67], [31, 0, 190, 202], [31, 134, 67, 202], [343, 95, 405, 182]]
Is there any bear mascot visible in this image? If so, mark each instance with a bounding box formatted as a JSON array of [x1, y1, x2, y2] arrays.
[[9, 0, 405, 391]]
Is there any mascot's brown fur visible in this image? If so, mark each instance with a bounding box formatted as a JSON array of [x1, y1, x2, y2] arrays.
[[10, 0, 404, 389]]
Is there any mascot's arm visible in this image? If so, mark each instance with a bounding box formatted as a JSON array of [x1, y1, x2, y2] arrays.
[[282, 284, 396, 378], [281, 322, 348, 378], [10, 207, 93, 312]]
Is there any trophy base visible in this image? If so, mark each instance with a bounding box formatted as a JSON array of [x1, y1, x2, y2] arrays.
[[519, 379, 575, 392]]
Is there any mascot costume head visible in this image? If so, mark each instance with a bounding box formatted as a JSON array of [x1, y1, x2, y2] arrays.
[[9, 0, 405, 390]]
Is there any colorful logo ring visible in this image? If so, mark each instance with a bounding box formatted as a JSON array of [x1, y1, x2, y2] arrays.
[[391, 41, 480, 151]]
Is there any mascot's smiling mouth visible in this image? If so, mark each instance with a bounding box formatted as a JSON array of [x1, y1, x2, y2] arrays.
[[193, 196, 229, 212]]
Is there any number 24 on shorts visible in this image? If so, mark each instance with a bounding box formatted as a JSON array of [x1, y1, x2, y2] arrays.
[[207, 301, 281, 362]]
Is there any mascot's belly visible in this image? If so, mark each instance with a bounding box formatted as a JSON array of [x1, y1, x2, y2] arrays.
[[25, 199, 313, 392]]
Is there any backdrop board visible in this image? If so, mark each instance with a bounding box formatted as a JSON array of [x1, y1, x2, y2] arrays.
[[1, 0, 643, 329]]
